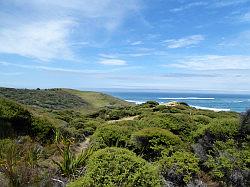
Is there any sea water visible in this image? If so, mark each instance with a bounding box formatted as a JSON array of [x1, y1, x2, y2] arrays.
[[106, 92, 250, 113]]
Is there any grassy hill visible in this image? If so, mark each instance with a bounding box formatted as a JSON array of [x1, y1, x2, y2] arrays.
[[0, 87, 131, 111]]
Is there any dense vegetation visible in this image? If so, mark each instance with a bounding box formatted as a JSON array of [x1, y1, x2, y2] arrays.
[[0, 88, 249, 187]]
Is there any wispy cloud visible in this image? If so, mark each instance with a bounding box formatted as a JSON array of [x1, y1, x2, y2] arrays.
[[0, 61, 102, 74], [170, 2, 208, 12], [130, 41, 143, 45], [163, 35, 205, 49], [217, 30, 250, 52], [99, 59, 127, 66], [239, 12, 250, 22], [0, 20, 75, 61], [99, 54, 118, 59], [168, 55, 250, 70], [162, 73, 219, 78], [0, 0, 141, 61], [213, 0, 250, 7]]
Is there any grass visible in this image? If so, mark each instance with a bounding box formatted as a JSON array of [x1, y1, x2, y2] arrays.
[[0, 87, 131, 112], [64, 89, 131, 109]]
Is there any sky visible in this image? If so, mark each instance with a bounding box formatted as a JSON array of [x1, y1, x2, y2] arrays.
[[1, 0, 250, 93]]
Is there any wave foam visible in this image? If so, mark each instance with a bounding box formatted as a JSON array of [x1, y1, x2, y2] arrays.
[[191, 105, 230, 112], [159, 97, 215, 100], [125, 100, 144, 105]]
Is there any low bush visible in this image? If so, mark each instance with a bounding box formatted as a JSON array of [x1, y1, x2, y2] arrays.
[[91, 124, 136, 150], [206, 118, 240, 140], [0, 98, 32, 138], [67, 147, 162, 187], [205, 139, 250, 186], [158, 151, 200, 185], [31, 116, 56, 143], [131, 127, 182, 160]]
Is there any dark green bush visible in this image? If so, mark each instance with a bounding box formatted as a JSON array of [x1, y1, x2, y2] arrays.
[[205, 140, 250, 186], [153, 105, 167, 112], [31, 116, 56, 143], [131, 127, 182, 160], [239, 109, 250, 140], [68, 147, 162, 187], [0, 98, 32, 138], [158, 151, 200, 185], [91, 124, 136, 150], [140, 101, 159, 108], [139, 113, 198, 140], [207, 118, 240, 140]]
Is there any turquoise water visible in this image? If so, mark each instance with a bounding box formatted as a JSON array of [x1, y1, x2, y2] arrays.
[[106, 92, 250, 113]]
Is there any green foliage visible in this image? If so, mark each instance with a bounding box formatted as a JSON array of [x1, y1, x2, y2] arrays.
[[207, 118, 240, 140], [0, 98, 32, 138], [205, 139, 250, 185], [1, 87, 249, 186], [53, 140, 92, 178], [153, 105, 167, 112], [89, 106, 139, 120], [131, 127, 182, 160], [0, 88, 88, 110], [91, 124, 136, 150], [138, 113, 198, 140], [0, 137, 45, 187], [140, 101, 159, 108], [31, 115, 56, 143], [239, 109, 250, 140], [67, 147, 162, 187], [159, 151, 200, 185]]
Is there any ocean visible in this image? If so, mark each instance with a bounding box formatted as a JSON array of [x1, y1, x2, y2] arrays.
[[106, 92, 250, 113]]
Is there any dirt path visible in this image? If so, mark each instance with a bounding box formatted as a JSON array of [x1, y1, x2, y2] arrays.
[[75, 137, 90, 154], [74, 116, 138, 153], [107, 115, 139, 124]]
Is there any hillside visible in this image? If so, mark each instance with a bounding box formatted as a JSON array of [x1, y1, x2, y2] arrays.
[[0, 89, 249, 187], [0, 87, 131, 111]]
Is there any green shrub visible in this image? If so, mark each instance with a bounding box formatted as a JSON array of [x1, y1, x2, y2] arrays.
[[153, 105, 167, 112], [192, 115, 212, 125], [140, 101, 159, 108], [53, 140, 92, 178], [67, 147, 162, 187], [204, 139, 250, 185], [31, 116, 56, 143], [0, 98, 32, 138], [138, 113, 197, 140], [158, 151, 200, 185], [131, 127, 182, 160], [207, 118, 240, 140], [239, 109, 250, 140], [91, 124, 136, 150]]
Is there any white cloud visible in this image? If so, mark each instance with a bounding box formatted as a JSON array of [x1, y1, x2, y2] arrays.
[[170, 2, 208, 12], [130, 41, 143, 45], [163, 35, 204, 49], [213, 0, 250, 7], [168, 55, 250, 70], [0, 0, 141, 61], [0, 20, 75, 61], [99, 59, 127, 65]]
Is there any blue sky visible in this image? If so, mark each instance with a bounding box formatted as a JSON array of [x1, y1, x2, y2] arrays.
[[1, 0, 250, 93]]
